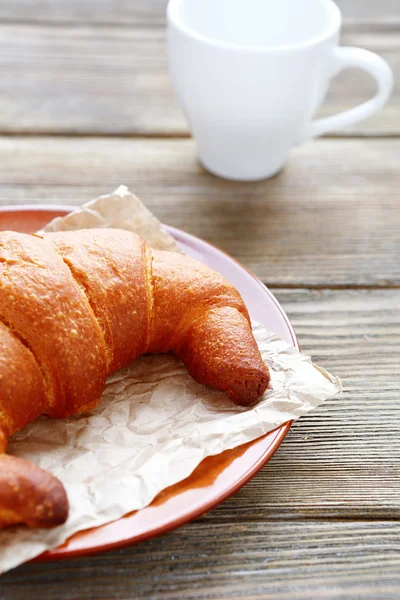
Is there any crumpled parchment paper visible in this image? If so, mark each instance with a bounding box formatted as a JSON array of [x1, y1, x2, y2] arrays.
[[0, 185, 341, 573]]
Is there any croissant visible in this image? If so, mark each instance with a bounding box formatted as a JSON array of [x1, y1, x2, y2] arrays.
[[0, 228, 270, 529]]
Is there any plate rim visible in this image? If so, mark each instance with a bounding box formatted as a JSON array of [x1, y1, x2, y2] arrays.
[[0, 205, 298, 562]]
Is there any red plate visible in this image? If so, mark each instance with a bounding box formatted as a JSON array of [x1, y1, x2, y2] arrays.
[[0, 205, 297, 561]]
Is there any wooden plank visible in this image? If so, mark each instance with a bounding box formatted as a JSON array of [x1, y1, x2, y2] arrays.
[[218, 288, 400, 519], [0, 26, 181, 136], [317, 28, 400, 135], [1, 521, 400, 598], [0, 0, 168, 27], [0, 280, 398, 593], [2, 289, 399, 595], [0, 0, 398, 27], [0, 25, 397, 136], [337, 0, 400, 25], [0, 136, 398, 287]]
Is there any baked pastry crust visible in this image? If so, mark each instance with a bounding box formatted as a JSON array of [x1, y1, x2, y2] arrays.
[[0, 229, 270, 528]]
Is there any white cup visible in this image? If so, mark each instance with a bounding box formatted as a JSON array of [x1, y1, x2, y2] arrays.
[[167, 0, 393, 181]]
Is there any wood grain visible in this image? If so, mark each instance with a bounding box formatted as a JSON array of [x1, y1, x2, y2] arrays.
[[1, 521, 400, 599], [0, 24, 397, 136], [0, 25, 180, 136], [0, 0, 169, 27], [0, 0, 399, 594], [1, 287, 400, 596], [0, 0, 398, 27], [218, 288, 400, 520], [317, 28, 400, 135], [0, 136, 398, 288]]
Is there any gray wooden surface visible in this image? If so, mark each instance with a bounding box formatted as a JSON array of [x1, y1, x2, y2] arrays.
[[0, 136, 399, 287], [0, 2, 398, 135], [1, 1, 399, 598]]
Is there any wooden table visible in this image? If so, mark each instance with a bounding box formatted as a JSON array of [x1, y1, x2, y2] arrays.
[[1, 1, 399, 598]]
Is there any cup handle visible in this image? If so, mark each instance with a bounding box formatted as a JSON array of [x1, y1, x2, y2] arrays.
[[299, 46, 393, 141]]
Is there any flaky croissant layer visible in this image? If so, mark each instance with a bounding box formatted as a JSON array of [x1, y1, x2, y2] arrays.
[[0, 229, 270, 528]]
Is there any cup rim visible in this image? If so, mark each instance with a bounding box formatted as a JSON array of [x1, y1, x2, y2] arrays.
[[167, 0, 341, 52]]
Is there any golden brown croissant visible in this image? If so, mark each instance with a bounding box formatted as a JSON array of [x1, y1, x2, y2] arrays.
[[0, 228, 270, 529]]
